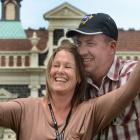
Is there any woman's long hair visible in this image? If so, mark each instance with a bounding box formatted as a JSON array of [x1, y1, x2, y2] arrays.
[[46, 43, 87, 106]]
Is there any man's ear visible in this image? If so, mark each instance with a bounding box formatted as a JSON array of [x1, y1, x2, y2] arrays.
[[110, 41, 117, 51]]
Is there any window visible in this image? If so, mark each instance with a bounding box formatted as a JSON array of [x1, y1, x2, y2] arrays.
[[25, 56, 30, 66], [9, 56, 14, 67], [1, 56, 6, 67], [17, 56, 22, 66], [53, 29, 64, 45]]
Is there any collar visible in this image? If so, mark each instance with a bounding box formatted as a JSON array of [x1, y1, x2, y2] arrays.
[[107, 55, 124, 81], [87, 55, 123, 86]]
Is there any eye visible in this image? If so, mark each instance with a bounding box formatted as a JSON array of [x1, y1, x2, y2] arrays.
[[52, 63, 59, 68], [87, 42, 96, 46], [65, 65, 72, 68], [65, 63, 74, 69], [66, 64, 76, 69]]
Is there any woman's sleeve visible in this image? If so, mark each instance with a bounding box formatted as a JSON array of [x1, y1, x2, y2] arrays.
[[93, 60, 140, 133], [0, 100, 23, 132]]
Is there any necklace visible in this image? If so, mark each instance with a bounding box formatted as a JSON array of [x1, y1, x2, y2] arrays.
[[48, 102, 72, 140]]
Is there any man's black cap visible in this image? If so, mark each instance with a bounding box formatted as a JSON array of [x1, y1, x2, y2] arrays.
[[66, 13, 118, 41]]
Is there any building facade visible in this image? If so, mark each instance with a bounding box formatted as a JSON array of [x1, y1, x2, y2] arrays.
[[0, 1, 140, 139]]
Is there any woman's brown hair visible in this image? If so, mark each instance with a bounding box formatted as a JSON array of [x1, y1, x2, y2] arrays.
[[46, 43, 87, 106]]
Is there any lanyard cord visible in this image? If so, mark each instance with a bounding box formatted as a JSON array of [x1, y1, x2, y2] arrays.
[[48, 103, 72, 139]]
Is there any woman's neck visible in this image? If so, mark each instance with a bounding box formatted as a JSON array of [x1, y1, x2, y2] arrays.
[[47, 91, 74, 126], [50, 91, 73, 111]]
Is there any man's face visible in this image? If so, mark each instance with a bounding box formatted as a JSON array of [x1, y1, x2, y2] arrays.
[[76, 34, 116, 79]]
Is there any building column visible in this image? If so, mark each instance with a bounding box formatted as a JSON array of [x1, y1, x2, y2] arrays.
[[13, 55, 17, 67], [29, 73, 40, 97], [29, 85, 40, 97], [45, 28, 54, 65], [30, 51, 38, 67], [5, 55, 9, 67]]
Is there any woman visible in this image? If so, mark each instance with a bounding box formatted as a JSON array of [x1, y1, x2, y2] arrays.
[[0, 44, 140, 140]]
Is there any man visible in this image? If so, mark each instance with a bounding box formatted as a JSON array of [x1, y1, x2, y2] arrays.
[[66, 13, 139, 140]]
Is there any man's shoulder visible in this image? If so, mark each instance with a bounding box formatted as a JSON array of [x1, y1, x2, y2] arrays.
[[120, 59, 137, 76]]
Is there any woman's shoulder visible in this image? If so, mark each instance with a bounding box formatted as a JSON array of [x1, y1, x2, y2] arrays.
[[11, 97, 43, 107]]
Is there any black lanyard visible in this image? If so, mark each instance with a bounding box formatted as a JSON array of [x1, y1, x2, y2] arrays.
[[48, 103, 72, 140]]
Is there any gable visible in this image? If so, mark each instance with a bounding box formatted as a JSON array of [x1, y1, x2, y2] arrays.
[[44, 2, 87, 19]]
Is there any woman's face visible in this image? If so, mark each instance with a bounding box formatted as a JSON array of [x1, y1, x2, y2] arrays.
[[49, 50, 78, 95]]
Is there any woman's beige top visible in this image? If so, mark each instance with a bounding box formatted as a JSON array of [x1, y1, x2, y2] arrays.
[[0, 89, 129, 140]]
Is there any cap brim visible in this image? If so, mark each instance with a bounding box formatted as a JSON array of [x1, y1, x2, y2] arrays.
[[66, 29, 103, 37]]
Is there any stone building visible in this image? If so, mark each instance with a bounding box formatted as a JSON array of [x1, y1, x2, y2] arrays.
[[0, 0, 47, 98], [0, 1, 140, 139]]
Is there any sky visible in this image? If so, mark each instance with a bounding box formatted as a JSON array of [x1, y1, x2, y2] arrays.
[[1, 0, 140, 30]]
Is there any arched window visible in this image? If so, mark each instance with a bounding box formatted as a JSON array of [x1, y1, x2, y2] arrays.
[[25, 56, 30, 66], [9, 56, 14, 66], [1, 56, 6, 67], [17, 56, 22, 66]]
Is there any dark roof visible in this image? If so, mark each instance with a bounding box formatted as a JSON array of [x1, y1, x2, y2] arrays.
[[0, 39, 31, 51], [0, 29, 140, 52], [0, 29, 48, 51], [117, 31, 140, 51]]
